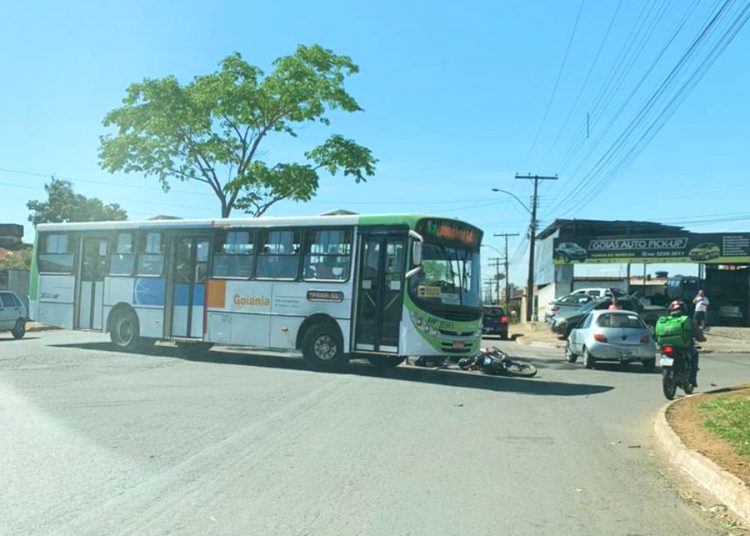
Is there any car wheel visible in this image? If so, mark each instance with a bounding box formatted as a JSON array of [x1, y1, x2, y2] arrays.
[[582, 347, 595, 369], [563, 254, 570, 263], [302, 323, 348, 371], [11, 318, 26, 339], [642, 358, 656, 373], [565, 342, 578, 363]]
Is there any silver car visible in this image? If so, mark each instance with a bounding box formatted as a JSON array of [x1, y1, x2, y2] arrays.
[[544, 294, 592, 323], [0, 290, 27, 339], [565, 309, 656, 371]]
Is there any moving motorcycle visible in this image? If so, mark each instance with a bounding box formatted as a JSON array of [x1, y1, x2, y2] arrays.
[[659, 344, 694, 400]]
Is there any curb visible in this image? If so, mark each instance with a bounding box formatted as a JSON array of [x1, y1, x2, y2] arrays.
[[654, 398, 750, 525]]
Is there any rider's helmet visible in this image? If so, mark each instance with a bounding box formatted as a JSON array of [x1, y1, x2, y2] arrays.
[[669, 299, 688, 317]]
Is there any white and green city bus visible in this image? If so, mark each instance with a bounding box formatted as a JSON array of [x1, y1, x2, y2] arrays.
[[30, 214, 483, 369]]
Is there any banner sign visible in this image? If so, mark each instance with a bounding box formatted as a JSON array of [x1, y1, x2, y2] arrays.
[[553, 233, 750, 264]]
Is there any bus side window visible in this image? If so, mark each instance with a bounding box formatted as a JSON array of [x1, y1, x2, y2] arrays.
[[110, 232, 135, 276], [38, 233, 74, 273], [136, 232, 164, 276], [303, 228, 351, 281], [257, 230, 300, 279], [213, 230, 254, 278]]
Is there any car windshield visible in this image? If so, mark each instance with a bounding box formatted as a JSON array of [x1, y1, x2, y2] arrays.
[[410, 243, 481, 308], [596, 313, 645, 329]]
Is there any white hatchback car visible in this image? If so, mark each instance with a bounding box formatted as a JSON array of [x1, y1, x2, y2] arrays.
[[0, 290, 28, 339]]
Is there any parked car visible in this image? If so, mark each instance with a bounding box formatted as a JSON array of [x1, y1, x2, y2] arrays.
[[482, 306, 509, 339], [550, 296, 641, 338], [688, 242, 721, 261], [718, 304, 743, 325], [565, 309, 657, 371], [0, 290, 27, 339], [545, 294, 592, 323], [570, 287, 625, 299], [554, 242, 588, 262]]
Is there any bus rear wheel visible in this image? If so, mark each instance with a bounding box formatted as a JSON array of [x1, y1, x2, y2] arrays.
[[302, 323, 347, 371], [110, 309, 142, 351]]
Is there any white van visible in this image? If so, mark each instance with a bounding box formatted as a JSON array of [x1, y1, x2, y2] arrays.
[[0, 290, 27, 339]]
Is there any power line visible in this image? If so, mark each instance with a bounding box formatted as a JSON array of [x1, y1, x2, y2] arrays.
[[522, 0, 587, 166], [555, 0, 678, 175], [545, 0, 624, 159], [586, 2, 750, 205], [559, 0, 703, 184], [567, 0, 746, 208], [0, 166, 207, 196], [550, 0, 743, 215]]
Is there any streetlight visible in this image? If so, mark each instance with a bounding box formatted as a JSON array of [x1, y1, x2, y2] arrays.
[[491, 189, 532, 215], [491, 188, 536, 322]]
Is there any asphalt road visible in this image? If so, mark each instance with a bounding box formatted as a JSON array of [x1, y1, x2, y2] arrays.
[[2, 330, 749, 536]]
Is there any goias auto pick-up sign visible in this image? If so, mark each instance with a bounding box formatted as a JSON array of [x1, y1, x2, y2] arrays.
[[553, 233, 750, 264]]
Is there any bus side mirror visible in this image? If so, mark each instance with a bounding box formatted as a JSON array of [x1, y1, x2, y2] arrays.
[[406, 230, 423, 279], [409, 230, 423, 266], [412, 241, 422, 266]]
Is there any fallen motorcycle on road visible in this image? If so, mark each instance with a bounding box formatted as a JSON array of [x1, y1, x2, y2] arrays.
[[458, 346, 537, 377]]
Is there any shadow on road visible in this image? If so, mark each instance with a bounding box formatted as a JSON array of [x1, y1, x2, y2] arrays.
[[0, 336, 40, 343], [50, 341, 615, 397]]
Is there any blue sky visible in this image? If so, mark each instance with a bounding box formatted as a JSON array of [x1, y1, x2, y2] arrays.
[[1, 0, 748, 285]]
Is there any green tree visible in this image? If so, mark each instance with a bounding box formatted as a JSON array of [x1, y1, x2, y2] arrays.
[[99, 45, 376, 218], [27, 178, 127, 225], [0, 248, 32, 271]]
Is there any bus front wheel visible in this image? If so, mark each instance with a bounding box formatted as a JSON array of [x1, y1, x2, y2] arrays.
[[110, 309, 142, 351], [302, 323, 347, 371]]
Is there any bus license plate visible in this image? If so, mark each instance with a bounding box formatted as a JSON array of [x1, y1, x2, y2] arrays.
[[660, 356, 674, 367], [452, 342, 465, 350]]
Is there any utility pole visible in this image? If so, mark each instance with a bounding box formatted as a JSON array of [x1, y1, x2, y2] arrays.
[[515, 173, 557, 322], [488, 257, 502, 305], [494, 232, 519, 309]]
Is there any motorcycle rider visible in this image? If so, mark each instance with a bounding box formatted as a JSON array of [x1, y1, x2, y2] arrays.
[[667, 299, 706, 387]]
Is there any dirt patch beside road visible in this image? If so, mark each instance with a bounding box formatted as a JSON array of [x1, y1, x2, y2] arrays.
[[701, 327, 750, 354], [667, 386, 750, 486], [508, 322, 566, 348]]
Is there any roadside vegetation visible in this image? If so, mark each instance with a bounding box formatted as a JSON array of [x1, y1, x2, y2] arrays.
[[699, 391, 750, 456]]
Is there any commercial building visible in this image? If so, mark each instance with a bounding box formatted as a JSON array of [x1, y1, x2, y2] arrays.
[[534, 219, 750, 326]]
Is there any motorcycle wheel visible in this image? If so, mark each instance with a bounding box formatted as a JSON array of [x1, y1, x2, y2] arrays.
[[662, 368, 677, 400]]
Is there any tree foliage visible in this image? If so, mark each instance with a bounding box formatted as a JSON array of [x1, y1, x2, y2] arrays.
[[99, 45, 376, 218], [27, 178, 127, 225], [0, 248, 32, 271]]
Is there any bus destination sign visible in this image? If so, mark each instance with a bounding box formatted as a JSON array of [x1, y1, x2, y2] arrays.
[[418, 219, 482, 248]]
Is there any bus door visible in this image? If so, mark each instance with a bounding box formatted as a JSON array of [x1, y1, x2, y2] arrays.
[[77, 236, 109, 330], [354, 231, 406, 353], [169, 235, 210, 338]]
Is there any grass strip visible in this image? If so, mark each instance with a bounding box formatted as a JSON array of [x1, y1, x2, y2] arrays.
[[699, 395, 750, 456]]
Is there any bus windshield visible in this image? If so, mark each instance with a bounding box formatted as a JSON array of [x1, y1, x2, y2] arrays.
[[410, 243, 481, 308]]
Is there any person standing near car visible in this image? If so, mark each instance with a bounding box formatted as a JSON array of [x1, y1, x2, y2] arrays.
[[608, 293, 623, 310], [693, 290, 710, 330]]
